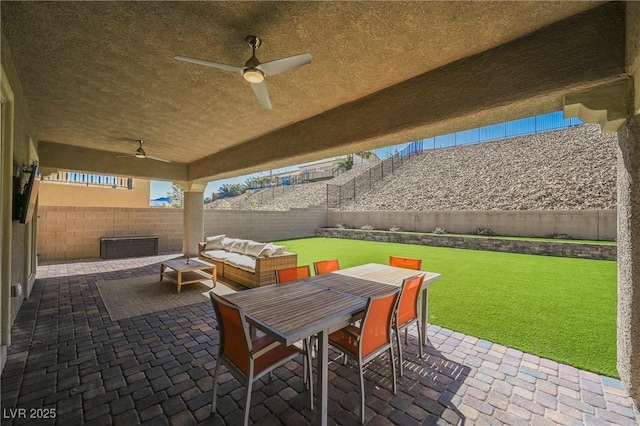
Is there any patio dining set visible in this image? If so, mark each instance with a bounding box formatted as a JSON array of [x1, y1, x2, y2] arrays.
[[210, 256, 441, 425]]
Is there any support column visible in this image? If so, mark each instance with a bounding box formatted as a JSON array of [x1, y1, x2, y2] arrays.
[[565, 78, 640, 407], [617, 115, 640, 404], [178, 182, 206, 257]]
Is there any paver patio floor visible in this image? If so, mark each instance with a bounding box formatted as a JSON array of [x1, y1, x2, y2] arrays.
[[1, 255, 639, 425]]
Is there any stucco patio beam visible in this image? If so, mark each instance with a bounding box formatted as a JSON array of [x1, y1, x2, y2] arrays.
[[189, 2, 626, 182], [38, 141, 188, 182]]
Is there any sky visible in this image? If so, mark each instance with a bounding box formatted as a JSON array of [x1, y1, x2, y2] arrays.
[[149, 111, 581, 200]]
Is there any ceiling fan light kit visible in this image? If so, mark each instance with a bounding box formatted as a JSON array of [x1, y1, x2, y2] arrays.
[[243, 69, 264, 84], [175, 35, 311, 109]]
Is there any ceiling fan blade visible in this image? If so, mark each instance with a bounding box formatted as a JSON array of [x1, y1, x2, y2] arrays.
[[116, 154, 135, 159], [145, 155, 171, 163], [257, 53, 311, 76], [174, 55, 244, 75], [251, 82, 272, 109]]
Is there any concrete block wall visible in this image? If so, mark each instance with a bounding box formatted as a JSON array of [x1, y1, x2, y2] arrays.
[[38, 206, 327, 261], [328, 210, 617, 241], [38, 206, 614, 261], [38, 207, 183, 261], [203, 206, 327, 242]]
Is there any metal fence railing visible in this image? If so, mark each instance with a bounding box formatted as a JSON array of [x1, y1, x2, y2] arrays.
[[327, 151, 420, 209], [44, 171, 133, 189]]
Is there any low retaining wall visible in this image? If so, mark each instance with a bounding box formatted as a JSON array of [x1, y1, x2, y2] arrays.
[[315, 228, 617, 260], [328, 210, 616, 241]]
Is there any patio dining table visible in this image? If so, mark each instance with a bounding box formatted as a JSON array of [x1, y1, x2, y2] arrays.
[[333, 263, 441, 344], [222, 263, 441, 425]]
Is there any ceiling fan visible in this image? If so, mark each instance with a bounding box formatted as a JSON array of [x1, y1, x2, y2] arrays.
[[174, 35, 312, 109], [116, 140, 170, 163]]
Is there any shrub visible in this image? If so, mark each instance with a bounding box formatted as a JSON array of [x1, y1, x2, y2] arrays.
[[218, 200, 232, 210], [389, 226, 401, 232], [335, 223, 345, 229], [476, 228, 495, 236], [434, 227, 447, 234], [360, 224, 374, 230], [549, 233, 573, 240]]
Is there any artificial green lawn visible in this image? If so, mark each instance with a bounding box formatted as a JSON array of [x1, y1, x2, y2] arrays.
[[276, 237, 618, 377]]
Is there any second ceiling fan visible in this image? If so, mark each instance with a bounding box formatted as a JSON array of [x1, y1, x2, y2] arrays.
[[175, 35, 311, 109]]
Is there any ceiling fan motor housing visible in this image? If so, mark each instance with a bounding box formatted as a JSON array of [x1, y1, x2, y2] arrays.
[[245, 35, 262, 50]]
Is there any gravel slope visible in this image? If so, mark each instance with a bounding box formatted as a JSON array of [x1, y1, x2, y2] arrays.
[[211, 125, 616, 211], [340, 125, 615, 211]]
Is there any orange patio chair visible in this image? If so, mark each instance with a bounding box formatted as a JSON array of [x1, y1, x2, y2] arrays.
[[274, 264, 314, 386], [327, 288, 400, 424], [389, 256, 422, 270], [313, 259, 341, 275], [210, 292, 313, 425], [394, 273, 426, 376], [275, 265, 311, 283]]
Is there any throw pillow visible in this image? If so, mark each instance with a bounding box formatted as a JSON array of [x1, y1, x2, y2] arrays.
[[265, 243, 285, 256], [230, 239, 249, 254], [258, 245, 274, 258], [222, 238, 236, 251], [205, 234, 225, 250], [245, 241, 267, 258]]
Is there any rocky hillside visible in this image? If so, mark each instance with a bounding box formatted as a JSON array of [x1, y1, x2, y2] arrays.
[[207, 161, 380, 210], [340, 125, 616, 211], [209, 124, 616, 211]]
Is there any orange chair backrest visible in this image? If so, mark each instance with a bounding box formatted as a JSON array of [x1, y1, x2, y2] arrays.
[[314, 259, 341, 275], [276, 265, 311, 283], [210, 293, 251, 374], [396, 274, 425, 327], [360, 289, 399, 358], [389, 256, 422, 270]]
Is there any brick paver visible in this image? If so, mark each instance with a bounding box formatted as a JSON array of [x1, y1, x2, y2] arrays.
[[1, 255, 639, 425]]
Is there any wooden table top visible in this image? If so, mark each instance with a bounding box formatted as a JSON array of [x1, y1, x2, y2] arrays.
[[334, 263, 441, 288], [223, 281, 365, 346], [162, 258, 213, 272], [303, 274, 396, 298]]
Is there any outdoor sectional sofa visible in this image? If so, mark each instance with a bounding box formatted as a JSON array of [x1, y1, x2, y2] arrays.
[[197, 235, 297, 288]]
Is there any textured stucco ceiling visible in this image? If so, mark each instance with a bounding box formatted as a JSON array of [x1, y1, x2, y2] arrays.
[[1, 1, 609, 182]]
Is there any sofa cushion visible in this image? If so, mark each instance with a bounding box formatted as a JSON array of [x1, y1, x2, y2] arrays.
[[205, 234, 225, 250], [202, 249, 236, 262], [230, 239, 249, 254], [224, 253, 256, 273], [258, 245, 273, 258], [258, 243, 286, 258], [267, 243, 286, 256], [245, 241, 267, 258], [222, 238, 236, 251], [271, 244, 284, 256]]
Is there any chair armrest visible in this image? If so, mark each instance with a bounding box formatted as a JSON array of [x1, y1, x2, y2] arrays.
[[251, 340, 281, 359], [340, 326, 361, 340], [255, 252, 298, 274]]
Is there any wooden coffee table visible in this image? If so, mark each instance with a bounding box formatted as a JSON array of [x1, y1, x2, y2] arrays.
[[160, 258, 217, 293]]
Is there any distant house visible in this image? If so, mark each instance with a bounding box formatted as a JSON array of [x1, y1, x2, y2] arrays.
[[271, 154, 380, 186]]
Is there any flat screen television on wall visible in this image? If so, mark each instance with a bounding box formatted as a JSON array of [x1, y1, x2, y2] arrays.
[[14, 165, 40, 224]]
